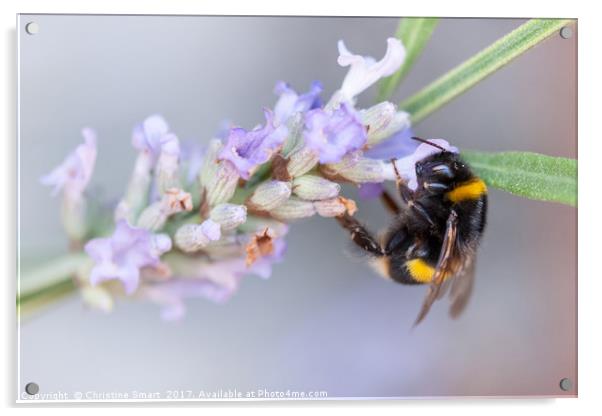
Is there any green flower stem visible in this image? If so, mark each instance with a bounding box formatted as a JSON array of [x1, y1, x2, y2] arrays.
[[400, 18, 573, 124], [18, 252, 89, 318], [377, 17, 439, 102]]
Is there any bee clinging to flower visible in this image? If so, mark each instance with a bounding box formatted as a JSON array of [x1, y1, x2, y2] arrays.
[[336, 137, 488, 326]]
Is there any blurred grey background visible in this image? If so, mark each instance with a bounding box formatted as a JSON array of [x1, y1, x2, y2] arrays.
[[18, 15, 576, 398]]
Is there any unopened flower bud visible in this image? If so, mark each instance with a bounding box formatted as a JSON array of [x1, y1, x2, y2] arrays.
[[269, 197, 316, 221], [323, 157, 387, 184], [151, 233, 173, 256], [292, 175, 340, 201], [137, 188, 192, 231], [248, 180, 292, 211], [322, 151, 361, 174], [210, 203, 248, 231], [361, 103, 410, 146], [174, 219, 221, 253], [314, 197, 357, 217], [286, 147, 319, 177], [155, 134, 182, 194], [199, 140, 240, 207], [114, 150, 153, 223]]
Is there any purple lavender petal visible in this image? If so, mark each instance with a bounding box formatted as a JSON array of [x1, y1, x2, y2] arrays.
[[358, 182, 385, 200], [218, 110, 288, 179], [364, 127, 416, 160], [273, 81, 323, 125], [40, 128, 97, 197], [131, 114, 170, 157], [303, 103, 367, 164], [84, 220, 169, 294]]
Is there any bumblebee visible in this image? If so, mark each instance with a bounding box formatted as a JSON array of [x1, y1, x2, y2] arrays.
[[336, 137, 487, 325]]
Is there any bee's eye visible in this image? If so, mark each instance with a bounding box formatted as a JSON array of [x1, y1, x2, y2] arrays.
[[430, 164, 453, 177]]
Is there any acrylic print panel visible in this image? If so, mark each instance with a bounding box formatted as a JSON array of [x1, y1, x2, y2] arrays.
[[17, 15, 577, 401]]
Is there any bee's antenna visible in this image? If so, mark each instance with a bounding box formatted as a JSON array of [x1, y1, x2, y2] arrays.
[[411, 136, 448, 152]]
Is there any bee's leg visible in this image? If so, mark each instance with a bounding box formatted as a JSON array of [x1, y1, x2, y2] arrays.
[[336, 213, 384, 256], [390, 159, 414, 204], [390, 159, 437, 228], [380, 189, 401, 215]]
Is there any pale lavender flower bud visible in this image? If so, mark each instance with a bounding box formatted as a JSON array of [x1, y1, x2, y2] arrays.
[[132, 115, 169, 159], [323, 150, 361, 173], [269, 197, 316, 221], [137, 188, 193, 231], [248, 180, 292, 211], [314, 196, 358, 217], [341, 158, 388, 183], [292, 175, 340, 201], [114, 150, 153, 222], [286, 147, 319, 178], [199, 139, 240, 207], [323, 156, 387, 184], [210, 203, 248, 231], [151, 233, 173, 256], [174, 219, 222, 253], [136, 202, 165, 231], [155, 133, 182, 194], [361, 103, 411, 147]]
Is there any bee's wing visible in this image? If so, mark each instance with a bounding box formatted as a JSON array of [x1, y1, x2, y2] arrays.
[[413, 211, 458, 326], [448, 257, 476, 319]]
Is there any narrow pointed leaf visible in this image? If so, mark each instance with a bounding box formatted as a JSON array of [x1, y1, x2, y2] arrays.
[[401, 18, 573, 123], [462, 150, 577, 206], [377, 17, 439, 101]]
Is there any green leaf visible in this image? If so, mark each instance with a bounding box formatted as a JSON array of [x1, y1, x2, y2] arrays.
[[400, 18, 573, 123], [377, 17, 439, 102], [462, 150, 577, 206]]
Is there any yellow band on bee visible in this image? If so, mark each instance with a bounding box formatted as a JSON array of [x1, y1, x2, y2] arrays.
[[405, 259, 436, 283], [446, 178, 487, 203]]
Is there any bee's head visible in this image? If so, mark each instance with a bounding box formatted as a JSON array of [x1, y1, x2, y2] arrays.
[[415, 151, 472, 193]]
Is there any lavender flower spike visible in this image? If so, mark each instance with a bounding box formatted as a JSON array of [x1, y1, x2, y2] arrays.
[[84, 220, 172, 295], [155, 133, 182, 194], [40, 128, 97, 198], [218, 110, 288, 180], [304, 103, 367, 164], [336, 38, 405, 103]]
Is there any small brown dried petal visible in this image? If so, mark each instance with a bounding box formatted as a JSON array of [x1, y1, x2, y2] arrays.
[[245, 228, 275, 267], [164, 188, 193, 213]]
